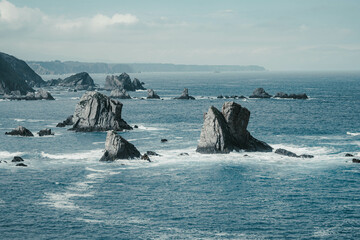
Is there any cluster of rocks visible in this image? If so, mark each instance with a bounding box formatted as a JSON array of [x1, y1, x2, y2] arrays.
[[274, 148, 314, 158], [217, 95, 246, 99], [104, 73, 145, 91], [2, 89, 54, 100], [0, 156, 28, 167], [5, 126, 54, 137], [248, 88, 308, 99], [174, 88, 195, 100], [345, 153, 360, 163], [45, 72, 95, 90], [196, 101, 272, 153]]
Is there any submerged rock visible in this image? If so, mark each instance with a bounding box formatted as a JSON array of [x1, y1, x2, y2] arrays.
[[110, 89, 131, 99], [100, 131, 140, 161], [146, 151, 160, 156], [275, 148, 298, 157], [70, 91, 132, 132], [16, 163, 27, 167], [141, 154, 151, 162], [5, 126, 34, 137], [147, 89, 160, 99], [345, 153, 354, 157], [38, 128, 53, 136], [275, 92, 308, 99], [275, 148, 314, 158], [174, 88, 195, 100], [161, 139, 168, 142], [352, 158, 360, 163], [12, 156, 24, 162], [196, 102, 272, 154], [249, 88, 272, 98]]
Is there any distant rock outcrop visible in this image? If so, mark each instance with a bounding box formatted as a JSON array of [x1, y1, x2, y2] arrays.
[[174, 88, 195, 100], [147, 89, 160, 99], [12, 156, 24, 162], [275, 92, 308, 99], [56, 115, 73, 128], [0, 52, 45, 88], [69, 91, 132, 132], [3, 89, 55, 100], [45, 72, 95, 90], [104, 73, 145, 91], [5, 126, 34, 137], [249, 88, 272, 98], [110, 89, 131, 99], [196, 102, 272, 153], [275, 148, 314, 158], [100, 131, 140, 161]]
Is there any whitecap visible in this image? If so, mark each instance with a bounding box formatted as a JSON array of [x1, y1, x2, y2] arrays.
[[0, 151, 25, 159], [135, 125, 168, 131], [41, 149, 103, 160], [14, 118, 25, 122], [347, 132, 360, 136]]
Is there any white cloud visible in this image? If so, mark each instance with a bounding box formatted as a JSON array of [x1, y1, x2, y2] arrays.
[[0, 0, 138, 32], [0, 0, 44, 29]]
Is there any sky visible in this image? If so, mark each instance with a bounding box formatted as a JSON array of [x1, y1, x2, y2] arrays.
[[0, 0, 359, 71]]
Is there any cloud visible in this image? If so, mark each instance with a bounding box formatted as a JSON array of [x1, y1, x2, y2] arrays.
[[0, 0, 44, 29], [0, 0, 138, 32]]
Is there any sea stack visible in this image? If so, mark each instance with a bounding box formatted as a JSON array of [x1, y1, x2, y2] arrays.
[[100, 130, 141, 161], [70, 91, 132, 132], [104, 73, 145, 91], [196, 101, 272, 153], [175, 88, 195, 100], [147, 89, 160, 99], [110, 89, 131, 99]]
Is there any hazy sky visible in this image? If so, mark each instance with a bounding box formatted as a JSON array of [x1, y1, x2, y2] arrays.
[[0, 0, 359, 70]]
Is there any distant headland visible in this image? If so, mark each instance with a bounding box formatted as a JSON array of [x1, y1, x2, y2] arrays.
[[27, 60, 266, 75]]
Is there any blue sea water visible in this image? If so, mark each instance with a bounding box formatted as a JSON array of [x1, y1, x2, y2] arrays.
[[0, 71, 359, 239]]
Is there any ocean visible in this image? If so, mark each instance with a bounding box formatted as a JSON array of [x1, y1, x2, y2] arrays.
[[0, 71, 359, 239]]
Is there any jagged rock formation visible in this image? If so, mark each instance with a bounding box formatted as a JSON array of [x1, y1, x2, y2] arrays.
[[174, 88, 195, 100], [110, 89, 131, 99], [196, 102, 272, 153], [38, 128, 54, 136], [69, 91, 132, 132], [147, 89, 160, 99], [275, 148, 314, 158], [274, 92, 308, 99], [0, 52, 45, 88], [249, 88, 272, 98], [104, 73, 145, 91], [5, 126, 34, 137], [132, 78, 146, 90], [45, 72, 95, 90], [100, 131, 140, 161]]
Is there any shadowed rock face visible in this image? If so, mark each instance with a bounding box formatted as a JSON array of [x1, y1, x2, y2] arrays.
[[175, 88, 195, 100], [249, 88, 272, 98], [0, 52, 45, 88], [100, 131, 140, 161], [196, 106, 236, 153], [104, 73, 145, 91], [59, 72, 95, 90], [110, 89, 131, 99], [70, 91, 132, 132], [196, 102, 272, 154], [147, 89, 160, 99]]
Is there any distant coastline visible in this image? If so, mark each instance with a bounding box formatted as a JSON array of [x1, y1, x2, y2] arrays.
[[27, 60, 266, 75]]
